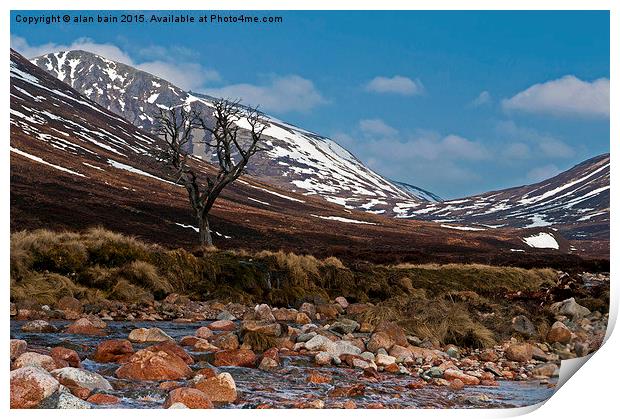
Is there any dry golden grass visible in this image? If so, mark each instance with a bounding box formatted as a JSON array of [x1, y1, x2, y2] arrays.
[[400, 298, 496, 348], [10, 272, 88, 305], [323, 256, 346, 269], [108, 279, 154, 303]]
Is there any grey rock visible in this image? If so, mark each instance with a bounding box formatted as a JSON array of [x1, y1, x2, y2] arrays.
[[217, 310, 237, 321], [329, 319, 360, 335], [511, 315, 537, 337]]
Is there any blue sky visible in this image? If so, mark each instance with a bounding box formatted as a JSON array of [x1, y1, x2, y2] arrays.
[[11, 10, 610, 198]]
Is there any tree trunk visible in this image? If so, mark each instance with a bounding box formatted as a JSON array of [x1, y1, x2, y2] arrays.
[[198, 215, 213, 246]]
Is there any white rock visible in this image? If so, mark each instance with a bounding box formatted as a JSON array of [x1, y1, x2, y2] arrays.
[[52, 367, 113, 391], [376, 353, 397, 366]]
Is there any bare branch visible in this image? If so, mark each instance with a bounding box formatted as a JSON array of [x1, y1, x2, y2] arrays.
[[153, 99, 265, 245]]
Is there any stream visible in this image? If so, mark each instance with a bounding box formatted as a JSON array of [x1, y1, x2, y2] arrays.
[[11, 320, 556, 409]]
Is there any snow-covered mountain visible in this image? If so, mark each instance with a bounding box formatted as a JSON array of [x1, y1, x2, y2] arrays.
[[32, 50, 434, 214], [29, 49, 609, 246], [390, 180, 442, 203], [395, 154, 610, 241], [15, 48, 556, 261]]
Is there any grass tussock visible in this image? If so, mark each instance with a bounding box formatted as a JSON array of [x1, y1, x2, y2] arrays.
[[399, 298, 496, 348], [389, 263, 557, 296]]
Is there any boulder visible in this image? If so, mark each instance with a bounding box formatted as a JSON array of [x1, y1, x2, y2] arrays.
[[93, 339, 134, 363], [316, 304, 340, 319], [115, 348, 192, 381], [367, 331, 394, 353], [445, 345, 460, 359], [11, 339, 27, 361], [374, 321, 407, 347], [478, 349, 499, 362], [10, 366, 60, 408], [304, 334, 361, 362], [52, 367, 113, 391], [443, 368, 480, 386], [193, 339, 220, 352], [546, 321, 572, 344], [304, 334, 334, 351], [449, 378, 465, 391], [216, 310, 236, 321], [212, 333, 239, 350], [241, 320, 281, 337], [254, 304, 276, 322], [39, 388, 91, 409], [375, 353, 397, 367], [208, 320, 236, 332], [13, 352, 58, 372], [505, 343, 534, 362], [575, 341, 590, 357], [329, 319, 360, 335], [295, 312, 312, 325], [552, 298, 591, 320], [299, 302, 316, 319], [531, 363, 559, 377], [511, 315, 537, 337], [163, 387, 213, 409], [65, 318, 106, 336], [145, 342, 193, 364], [193, 373, 237, 403], [258, 357, 279, 371], [57, 296, 83, 319], [273, 308, 298, 322], [195, 326, 214, 339], [212, 349, 256, 367], [50, 347, 81, 368], [314, 352, 332, 366], [21, 320, 57, 333], [335, 296, 349, 309], [128, 327, 173, 343]]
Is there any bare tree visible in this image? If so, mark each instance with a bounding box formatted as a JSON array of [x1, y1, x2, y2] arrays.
[[154, 99, 266, 245]]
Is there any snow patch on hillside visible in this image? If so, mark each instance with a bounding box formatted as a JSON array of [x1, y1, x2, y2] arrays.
[[523, 232, 559, 249]]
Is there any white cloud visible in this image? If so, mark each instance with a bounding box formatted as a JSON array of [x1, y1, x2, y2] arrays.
[[365, 75, 423, 96], [495, 120, 575, 159], [469, 90, 492, 107], [135, 61, 220, 91], [204, 75, 327, 113], [11, 35, 133, 63], [10, 35, 220, 91], [502, 142, 530, 159], [527, 164, 561, 182], [538, 138, 575, 159], [358, 119, 398, 137], [332, 124, 489, 190], [502, 75, 609, 118]]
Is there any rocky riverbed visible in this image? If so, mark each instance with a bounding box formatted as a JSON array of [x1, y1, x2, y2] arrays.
[[10, 270, 609, 409]]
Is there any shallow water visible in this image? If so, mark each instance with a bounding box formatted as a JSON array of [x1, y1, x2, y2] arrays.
[[10, 320, 556, 409]]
